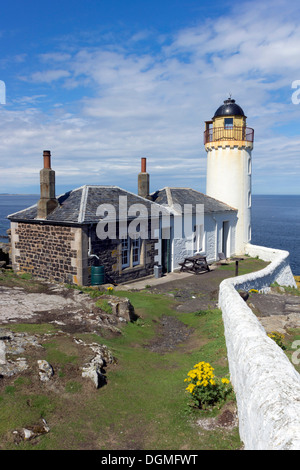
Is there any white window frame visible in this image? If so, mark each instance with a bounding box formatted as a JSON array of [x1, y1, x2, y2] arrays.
[[121, 238, 143, 269], [121, 238, 130, 268], [132, 238, 141, 266]]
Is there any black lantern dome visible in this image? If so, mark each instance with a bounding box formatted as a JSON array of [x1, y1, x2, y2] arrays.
[[213, 98, 245, 118]]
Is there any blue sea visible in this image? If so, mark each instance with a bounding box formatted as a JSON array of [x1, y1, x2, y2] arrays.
[[0, 193, 39, 241], [0, 194, 299, 275], [251, 195, 300, 275]]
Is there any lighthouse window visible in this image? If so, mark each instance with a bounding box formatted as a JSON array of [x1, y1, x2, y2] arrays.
[[248, 158, 251, 174], [248, 191, 251, 207], [224, 118, 233, 129]]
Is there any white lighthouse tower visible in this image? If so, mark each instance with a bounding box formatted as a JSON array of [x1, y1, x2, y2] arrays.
[[204, 97, 254, 254]]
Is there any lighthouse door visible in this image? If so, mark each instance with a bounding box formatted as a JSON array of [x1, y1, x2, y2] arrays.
[[222, 221, 230, 258]]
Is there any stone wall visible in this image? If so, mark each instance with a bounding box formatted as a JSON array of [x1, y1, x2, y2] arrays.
[[10, 221, 157, 287], [219, 243, 300, 450], [10, 222, 80, 284], [89, 225, 157, 284]]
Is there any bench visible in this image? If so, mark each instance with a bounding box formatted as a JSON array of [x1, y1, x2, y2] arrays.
[[179, 254, 210, 274]]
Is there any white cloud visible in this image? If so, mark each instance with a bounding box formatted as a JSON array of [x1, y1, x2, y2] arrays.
[[31, 69, 71, 83], [1, 0, 300, 194]]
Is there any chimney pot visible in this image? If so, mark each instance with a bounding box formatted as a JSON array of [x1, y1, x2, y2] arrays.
[[43, 150, 51, 169], [141, 157, 146, 173]]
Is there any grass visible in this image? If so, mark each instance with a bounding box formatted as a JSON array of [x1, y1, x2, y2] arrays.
[[0, 259, 298, 450], [271, 282, 300, 296], [270, 327, 300, 376], [218, 257, 269, 275], [0, 284, 241, 450], [0, 269, 47, 292]]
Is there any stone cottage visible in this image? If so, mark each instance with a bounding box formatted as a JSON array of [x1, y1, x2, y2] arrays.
[[8, 151, 169, 286], [8, 151, 238, 286]]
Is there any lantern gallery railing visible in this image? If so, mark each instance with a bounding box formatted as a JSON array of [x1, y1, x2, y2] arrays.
[[204, 126, 254, 144]]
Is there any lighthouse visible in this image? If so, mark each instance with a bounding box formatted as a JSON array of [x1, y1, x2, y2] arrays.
[[204, 97, 254, 255]]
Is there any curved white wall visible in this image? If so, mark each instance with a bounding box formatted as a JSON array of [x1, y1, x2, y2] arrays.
[[219, 244, 300, 450]]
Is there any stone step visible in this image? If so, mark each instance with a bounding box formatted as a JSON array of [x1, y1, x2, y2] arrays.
[[284, 304, 300, 313]]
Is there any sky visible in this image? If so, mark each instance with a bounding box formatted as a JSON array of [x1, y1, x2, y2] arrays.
[[1, 0, 300, 195]]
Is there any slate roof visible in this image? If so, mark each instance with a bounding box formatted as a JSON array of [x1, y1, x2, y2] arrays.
[[151, 187, 237, 214], [8, 185, 236, 225], [7, 185, 169, 225]]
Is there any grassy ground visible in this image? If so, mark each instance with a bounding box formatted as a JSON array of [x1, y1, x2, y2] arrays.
[[217, 256, 269, 276], [1, 258, 299, 450], [0, 273, 242, 450]]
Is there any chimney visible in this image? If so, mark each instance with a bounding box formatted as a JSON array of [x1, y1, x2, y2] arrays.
[[138, 157, 150, 199], [37, 150, 59, 219]]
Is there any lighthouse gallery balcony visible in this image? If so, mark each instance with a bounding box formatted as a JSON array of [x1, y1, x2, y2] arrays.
[[204, 126, 254, 145]]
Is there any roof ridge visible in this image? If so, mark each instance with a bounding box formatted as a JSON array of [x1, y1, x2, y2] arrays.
[[165, 187, 173, 207], [78, 185, 89, 223]]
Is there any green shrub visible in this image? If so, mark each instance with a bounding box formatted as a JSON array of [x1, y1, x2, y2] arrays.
[[184, 361, 232, 409]]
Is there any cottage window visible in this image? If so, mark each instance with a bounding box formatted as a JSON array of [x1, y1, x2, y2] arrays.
[[121, 238, 142, 269], [121, 239, 130, 268], [132, 238, 141, 266]]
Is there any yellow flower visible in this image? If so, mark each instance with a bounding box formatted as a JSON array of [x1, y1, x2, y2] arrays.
[[221, 378, 230, 384], [186, 383, 196, 394]]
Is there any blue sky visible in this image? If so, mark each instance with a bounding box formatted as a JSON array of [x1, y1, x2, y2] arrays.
[[1, 0, 300, 195]]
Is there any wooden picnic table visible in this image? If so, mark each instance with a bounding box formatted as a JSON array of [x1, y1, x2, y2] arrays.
[[179, 254, 210, 274]]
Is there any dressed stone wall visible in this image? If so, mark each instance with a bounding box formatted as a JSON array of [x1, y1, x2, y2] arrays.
[[10, 222, 82, 285], [219, 243, 300, 450]]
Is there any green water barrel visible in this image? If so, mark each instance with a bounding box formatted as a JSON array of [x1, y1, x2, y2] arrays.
[[91, 265, 105, 285]]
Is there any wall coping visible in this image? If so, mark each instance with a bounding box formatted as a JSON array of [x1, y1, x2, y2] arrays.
[[219, 243, 300, 449]]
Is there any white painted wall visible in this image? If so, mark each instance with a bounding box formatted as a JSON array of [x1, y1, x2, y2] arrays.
[[219, 243, 300, 450], [206, 145, 252, 254], [171, 211, 237, 270], [204, 212, 237, 263]]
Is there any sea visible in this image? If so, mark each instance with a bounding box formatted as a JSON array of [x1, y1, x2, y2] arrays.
[[0, 194, 299, 275]]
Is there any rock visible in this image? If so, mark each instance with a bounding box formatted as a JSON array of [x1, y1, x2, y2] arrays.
[[105, 296, 138, 322], [22, 428, 35, 440], [37, 360, 54, 382], [13, 419, 50, 442], [0, 356, 28, 377], [82, 361, 106, 389], [81, 342, 115, 388], [239, 290, 249, 302], [0, 340, 6, 364]]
